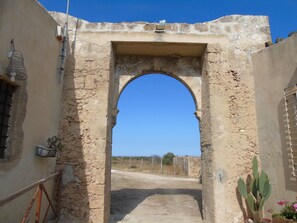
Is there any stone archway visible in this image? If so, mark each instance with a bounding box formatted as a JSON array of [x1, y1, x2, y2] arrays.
[[56, 13, 271, 223], [110, 54, 203, 221], [112, 55, 202, 122]]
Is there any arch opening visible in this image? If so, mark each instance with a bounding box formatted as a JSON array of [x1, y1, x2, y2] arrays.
[[115, 72, 199, 113], [110, 73, 203, 222]]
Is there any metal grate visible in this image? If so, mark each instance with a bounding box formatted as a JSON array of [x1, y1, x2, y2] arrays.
[[0, 80, 16, 158], [284, 85, 297, 177]]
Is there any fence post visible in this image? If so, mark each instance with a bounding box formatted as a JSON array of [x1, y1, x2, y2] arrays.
[[140, 158, 143, 171], [183, 157, 186, 175], [129, 156, 132, 168], [35, 185, 42, 223], [151, 156, 154, 173], [173, 157, 176, 175], [161, 157, 163, 174], [187, 156, 190, 176]]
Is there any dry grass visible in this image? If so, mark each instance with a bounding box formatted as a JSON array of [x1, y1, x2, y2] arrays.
[[112, 157, 188, 176]]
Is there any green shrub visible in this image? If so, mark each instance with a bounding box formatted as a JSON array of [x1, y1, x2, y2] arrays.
[[162, 152, 175, 165]]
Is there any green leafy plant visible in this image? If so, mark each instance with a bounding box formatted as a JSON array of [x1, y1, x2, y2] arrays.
[[47, 136, 64, 151], [162, 152, 175, 165], [237, 156, 272, 223]]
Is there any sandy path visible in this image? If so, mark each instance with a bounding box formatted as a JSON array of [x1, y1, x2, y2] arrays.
[[110, 170, 203, 223]]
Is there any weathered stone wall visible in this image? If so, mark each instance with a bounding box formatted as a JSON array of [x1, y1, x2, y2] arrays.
[[187, 157, 201, 178], [0, 0, 62, 222], [51, 12, 270, 47], [114, 55, 201, 113], [197, 16, 270, 223], [202, 42, 262, 222], [51, 11, 271, 223], [252, 34, 297, 218], [57, 34, 112, 222]]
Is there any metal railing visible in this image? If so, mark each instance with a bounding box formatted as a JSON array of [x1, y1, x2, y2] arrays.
[[0, 170, 62, 223]]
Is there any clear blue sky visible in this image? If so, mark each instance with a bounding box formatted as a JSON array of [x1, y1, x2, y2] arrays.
[[114, 74, 199, 157], [38, 0, 296, 157]]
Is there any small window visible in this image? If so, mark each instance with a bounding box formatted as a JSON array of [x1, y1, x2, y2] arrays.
[[0, 79, 16, 159], [284, 85, 297, 177]]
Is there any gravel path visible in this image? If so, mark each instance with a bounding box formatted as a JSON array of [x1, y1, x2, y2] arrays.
[[110, 170, 203, 223]]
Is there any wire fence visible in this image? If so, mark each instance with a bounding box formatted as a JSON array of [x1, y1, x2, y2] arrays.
[[112, 156, 201, 178]]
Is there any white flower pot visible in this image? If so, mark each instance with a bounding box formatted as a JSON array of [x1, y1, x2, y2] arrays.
[[35, 145, 57, 157]]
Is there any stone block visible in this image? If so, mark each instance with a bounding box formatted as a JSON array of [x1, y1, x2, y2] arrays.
[[85, 75, 95, 89]]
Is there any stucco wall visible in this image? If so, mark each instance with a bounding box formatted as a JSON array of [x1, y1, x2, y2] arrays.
[[0, 0, 62, 222], [252, 34, 297, 216]]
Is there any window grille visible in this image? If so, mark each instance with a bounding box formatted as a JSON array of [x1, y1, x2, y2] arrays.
[[0, 79, 16, 159], [284, 85, 297, 177]]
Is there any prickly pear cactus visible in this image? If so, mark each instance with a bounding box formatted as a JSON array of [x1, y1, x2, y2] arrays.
[[237, 156, 272, 223]]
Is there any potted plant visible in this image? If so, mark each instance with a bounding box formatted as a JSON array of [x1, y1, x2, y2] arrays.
[[35, 136, 64, 157], [272, 198, 297, 223], [237, 156, 272, 223]]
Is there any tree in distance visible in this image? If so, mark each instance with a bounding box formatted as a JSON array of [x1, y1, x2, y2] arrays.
[[162, 152, 175, 165]]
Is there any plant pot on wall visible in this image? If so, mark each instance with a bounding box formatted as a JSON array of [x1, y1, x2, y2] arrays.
[[272, 216, 297, 223], [35, 145, 57, 157], [35, 136, 63, 158]]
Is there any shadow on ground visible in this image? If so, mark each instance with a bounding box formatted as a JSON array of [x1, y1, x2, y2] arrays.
[[110, 188, 202, 222]]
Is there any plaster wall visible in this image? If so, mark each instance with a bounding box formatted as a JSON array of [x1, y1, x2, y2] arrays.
[[0, 0, 62, 222], [252, 34, 297, 215], [51, 12, 271, 223]]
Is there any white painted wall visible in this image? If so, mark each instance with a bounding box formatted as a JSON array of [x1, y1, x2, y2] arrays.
[[0, 0, 62, 221], [253, 34, 297, 217]]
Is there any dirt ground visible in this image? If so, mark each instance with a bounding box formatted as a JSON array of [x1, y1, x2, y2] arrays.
[[110, 170, 203, 223]]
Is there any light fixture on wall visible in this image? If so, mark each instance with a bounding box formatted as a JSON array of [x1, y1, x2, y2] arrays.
[[7, 39, 27, 81], [57, 0, 70, 83], [56, 25, 64, 42]]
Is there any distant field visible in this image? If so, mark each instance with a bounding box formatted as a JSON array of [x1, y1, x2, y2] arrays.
[[112, 156, 189, 176]]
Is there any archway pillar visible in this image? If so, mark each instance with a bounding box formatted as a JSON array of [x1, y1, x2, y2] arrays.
[[201, 43, 260, 222], [58, 40, 114, 223]]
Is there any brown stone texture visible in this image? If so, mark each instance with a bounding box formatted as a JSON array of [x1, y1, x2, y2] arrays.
[[202, 42, 261, 222], [114, 55, 202, 114], [57, 35, 112, 222], [187, 157, 201, 178], [51, 12, 271, 223]]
